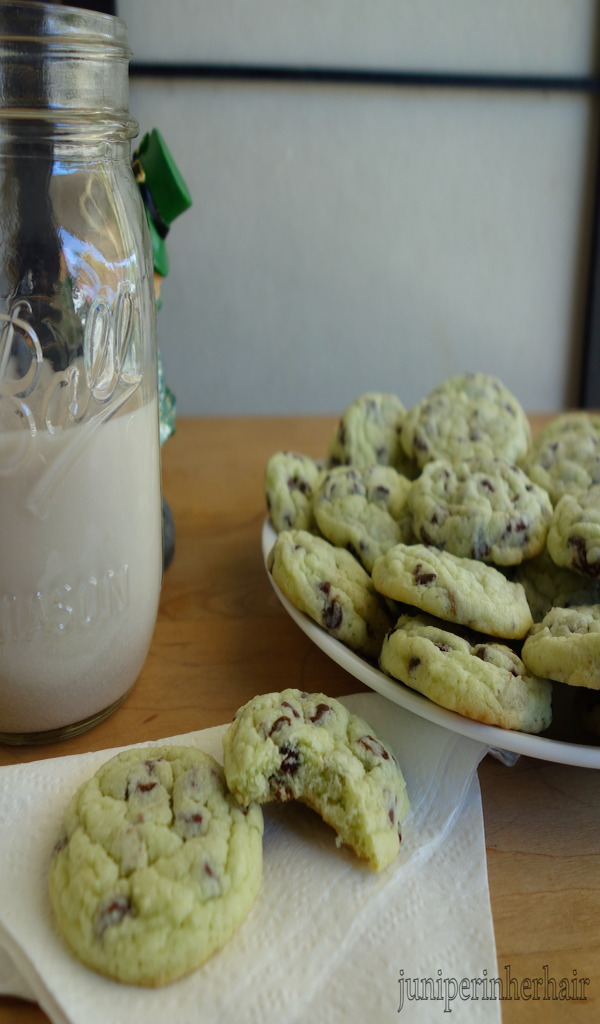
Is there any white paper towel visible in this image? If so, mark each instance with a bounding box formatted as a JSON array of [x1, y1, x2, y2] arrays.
[[0, 693, 501, 1023]]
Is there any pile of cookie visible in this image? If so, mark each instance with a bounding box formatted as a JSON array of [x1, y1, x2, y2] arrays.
[[265, 373, 600, 737], [48, 690, 409, 986]]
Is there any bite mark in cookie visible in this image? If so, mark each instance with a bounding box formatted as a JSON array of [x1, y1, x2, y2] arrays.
[[223, 689, 410, 872]]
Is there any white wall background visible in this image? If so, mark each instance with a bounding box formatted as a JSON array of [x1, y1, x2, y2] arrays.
[[119, 0, 600, 415]]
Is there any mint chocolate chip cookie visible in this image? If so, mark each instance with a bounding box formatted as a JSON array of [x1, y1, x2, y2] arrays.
[[223, 689, 409, 872], [327, 392, 417, 477], [314, 464, 413, 572], [547, 491, 600, 578], [513, 548, 600, 623], [408, 457, 552, 565], [268, 529, 393, 657], [522, 412, 600, 505], [401, 373, 531, 469], [265, 451, 322, 533], [49, 747, 263, 986], [372, 543, 533, 638], [380, 614, 552, 732], [521, 605, 600, 689]]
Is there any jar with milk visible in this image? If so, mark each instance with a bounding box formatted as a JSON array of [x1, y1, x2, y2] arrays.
[[0, 3, 162, 742]]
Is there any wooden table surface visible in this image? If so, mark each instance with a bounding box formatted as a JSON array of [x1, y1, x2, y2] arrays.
[[1, 414, 599, 1023]]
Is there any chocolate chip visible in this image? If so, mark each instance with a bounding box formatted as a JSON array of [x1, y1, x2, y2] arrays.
[[297, 480, 311, 496], [96, 895, 134, 939], [525, 484, 533, 492], [386, 790, 398, 826], [409, 656, 421, 671], [374, 485, 390, 500], [176, 811, 205, 837], [280, 744, 300, 774], [357, 735, 390, 760], [567, 536, 600, 577], [205, 862, 216, 878], [310, 703, 330, 724], [143, 758, 164, 772], [284, 514, 292, 527], [281, 701, 300, 718], [433, 642, 451, 652], [475, 646, 487, 660], [126, 779, 158, 798], [470, 540, 491, 560], [323, 600, 343, 630], [414, 563, 437, 585], [319, 581, 331, 595], [270, 716, 291, 734]]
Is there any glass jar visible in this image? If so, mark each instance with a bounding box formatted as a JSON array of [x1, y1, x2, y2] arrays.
[[0, 2, 162, 743]]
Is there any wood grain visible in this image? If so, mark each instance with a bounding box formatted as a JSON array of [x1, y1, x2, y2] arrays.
[[1, 413, 599, 1023]]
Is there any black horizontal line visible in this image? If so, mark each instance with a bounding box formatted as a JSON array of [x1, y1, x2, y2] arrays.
[[129, 63, 600, 92]]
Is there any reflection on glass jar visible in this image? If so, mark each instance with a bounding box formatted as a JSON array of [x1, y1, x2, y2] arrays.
[[0, 3, 162, 742]]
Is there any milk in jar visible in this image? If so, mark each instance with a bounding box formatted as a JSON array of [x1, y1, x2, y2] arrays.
[[0, 4, 163, 741], [0, 397, 162, 735]]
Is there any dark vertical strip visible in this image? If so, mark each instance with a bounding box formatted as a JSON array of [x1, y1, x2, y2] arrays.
[[12, 134, 60, 298], [580, 135, 600, 407]]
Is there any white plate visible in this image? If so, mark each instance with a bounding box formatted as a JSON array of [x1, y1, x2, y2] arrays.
[[262, 519, 600, 769]]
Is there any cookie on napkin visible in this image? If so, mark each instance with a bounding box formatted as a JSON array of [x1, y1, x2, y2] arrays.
[[49, 746, 264, 986], [223, 689, 410, 872]]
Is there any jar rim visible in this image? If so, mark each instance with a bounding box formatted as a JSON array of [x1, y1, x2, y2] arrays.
[[0, 1, 133, 121], [0, 1, 131, 57]]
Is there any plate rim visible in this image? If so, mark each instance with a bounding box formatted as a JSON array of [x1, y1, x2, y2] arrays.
[[262, 518, 600, 769]]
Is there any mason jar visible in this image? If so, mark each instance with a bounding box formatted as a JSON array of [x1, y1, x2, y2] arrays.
[[0, 2, 162, 742]]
